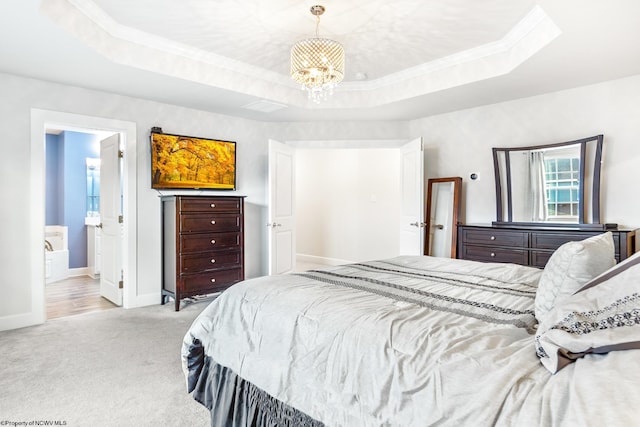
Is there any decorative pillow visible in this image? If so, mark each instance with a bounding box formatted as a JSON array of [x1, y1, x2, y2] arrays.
[[535, 251, 640, 373], [534, 232, 615, 322]]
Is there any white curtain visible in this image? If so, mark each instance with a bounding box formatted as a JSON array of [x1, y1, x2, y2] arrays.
[[529, 151, 548, 221]]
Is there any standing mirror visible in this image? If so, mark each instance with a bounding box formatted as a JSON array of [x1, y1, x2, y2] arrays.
[[425, 177, 462, 258], [493, 135, 605, 228]]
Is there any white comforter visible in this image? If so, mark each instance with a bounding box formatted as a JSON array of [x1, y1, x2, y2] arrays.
[[182, 256, 640, 426]]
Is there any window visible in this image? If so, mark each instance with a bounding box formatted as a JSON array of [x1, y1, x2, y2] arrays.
[[544, 157, 579, 220]]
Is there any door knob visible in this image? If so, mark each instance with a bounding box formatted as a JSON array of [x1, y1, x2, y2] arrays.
[[267, 223, 282, 228], [433, 224, 444, 230]]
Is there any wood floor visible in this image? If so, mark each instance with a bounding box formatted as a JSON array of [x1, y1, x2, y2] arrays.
[[46, 275, 118, 320]]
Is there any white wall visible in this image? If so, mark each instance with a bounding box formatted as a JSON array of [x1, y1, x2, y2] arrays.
[[410, 74, 640, 230], [296, 148, 402, 264], [266, 122, 409, 143], [3, 70, 640, 330], [0, 72, 406, 330]]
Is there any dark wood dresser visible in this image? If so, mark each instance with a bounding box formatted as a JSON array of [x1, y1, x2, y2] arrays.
[[161, 195, 245, 310], [457, 224, 636, 268]]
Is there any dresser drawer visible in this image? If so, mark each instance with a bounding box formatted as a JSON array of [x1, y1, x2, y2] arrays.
[[180, 213, 240, 233], [182, 268, 243, 293], [532, 231, 620, 255], [530, 250, 553, 268], [531, 232, 599, 250], [460, 244, 529, 265], [180, 251, 242, 273], [179, 197, 241, 213], [462, 228, 528, 247], [180, 232, 241, 253]]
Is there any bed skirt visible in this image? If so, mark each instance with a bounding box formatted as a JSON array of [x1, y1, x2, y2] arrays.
[[187, 338, 325, 427]]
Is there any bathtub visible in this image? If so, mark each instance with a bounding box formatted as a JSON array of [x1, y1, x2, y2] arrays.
[[45, 225, 69, 284]]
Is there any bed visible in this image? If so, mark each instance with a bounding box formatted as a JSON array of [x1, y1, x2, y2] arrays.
[[182, 232, 640, 426]]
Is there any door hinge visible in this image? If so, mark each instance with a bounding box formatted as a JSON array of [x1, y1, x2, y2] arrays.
[[118, 280, 124, 289], [118, 215, 123, 223], [118, 150, 124, 158]]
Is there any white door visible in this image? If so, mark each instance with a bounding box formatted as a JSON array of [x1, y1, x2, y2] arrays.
[[99, 134, 123, 305], [268, 140, 296, 275], [399, 138, 425, 255]]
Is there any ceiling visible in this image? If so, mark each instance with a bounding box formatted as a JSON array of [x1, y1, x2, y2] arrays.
[[1, 0, 640, 122]]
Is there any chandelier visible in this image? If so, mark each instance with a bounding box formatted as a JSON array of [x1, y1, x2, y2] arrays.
[[290, 5, 345, 103]]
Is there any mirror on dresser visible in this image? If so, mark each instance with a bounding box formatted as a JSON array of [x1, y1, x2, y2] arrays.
[[457, 134, 636, 269], [492, 135, 604, 228]]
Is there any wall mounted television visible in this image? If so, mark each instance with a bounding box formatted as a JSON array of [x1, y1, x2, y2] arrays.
[[150, 128, 236, 190]]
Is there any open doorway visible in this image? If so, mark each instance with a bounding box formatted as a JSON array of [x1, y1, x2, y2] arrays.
[[29, 109, 138, 325], [267, 138, 424, 276], [44, 128, 119, 319]]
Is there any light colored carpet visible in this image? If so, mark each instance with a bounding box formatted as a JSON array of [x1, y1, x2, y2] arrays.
[[0, 299, 215, 426]]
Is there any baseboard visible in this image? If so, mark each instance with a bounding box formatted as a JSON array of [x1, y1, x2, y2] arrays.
[[69, 267, 90, 277], [0, 310, 44, 332], [296, 254, 354, 266]]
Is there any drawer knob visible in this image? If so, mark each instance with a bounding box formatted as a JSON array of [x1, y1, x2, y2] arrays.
[[211, 220, 216, 225], [211, 240, 216, 245], [210, 259, 216, 264], [490, 236, 496, 241], [210, 203, 216, 208], [490, 252, 496, 257], [210, 278, 216, 283]]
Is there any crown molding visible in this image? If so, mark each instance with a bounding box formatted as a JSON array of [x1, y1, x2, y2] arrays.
[[42, 0, 560, 109]]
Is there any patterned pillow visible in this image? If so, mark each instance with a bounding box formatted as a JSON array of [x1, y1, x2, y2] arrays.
[[535, 251, 640, 374], [534, 232, 616, 322]]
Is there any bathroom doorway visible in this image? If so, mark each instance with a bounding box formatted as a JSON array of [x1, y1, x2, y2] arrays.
[[30, 109, 138, 325], [44, 128, 120, 318]]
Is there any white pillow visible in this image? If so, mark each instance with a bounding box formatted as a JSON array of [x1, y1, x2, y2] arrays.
[[535, 251, 640, 373], [534, 232, 615, 322]]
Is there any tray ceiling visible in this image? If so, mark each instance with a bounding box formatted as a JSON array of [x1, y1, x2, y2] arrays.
[[2, 0, 640, 121]]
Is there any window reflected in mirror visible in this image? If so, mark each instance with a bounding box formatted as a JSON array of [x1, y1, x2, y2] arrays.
[[544, 149, 580, 221]]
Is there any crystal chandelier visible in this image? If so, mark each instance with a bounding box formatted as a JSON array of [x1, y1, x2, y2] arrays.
[[290, 5, 345, 103]]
